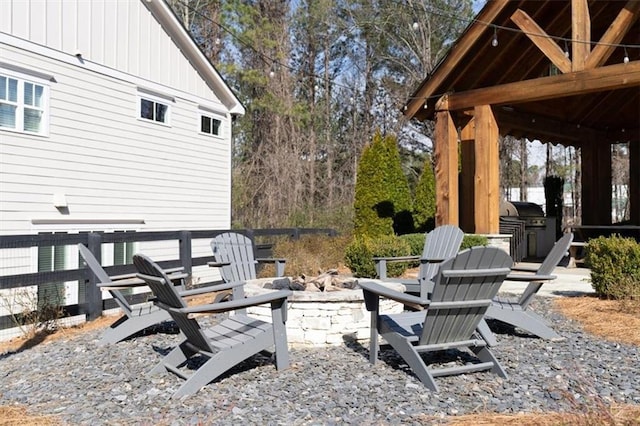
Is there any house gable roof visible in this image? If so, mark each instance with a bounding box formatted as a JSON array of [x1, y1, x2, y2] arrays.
[[144, 0, 244, 116]]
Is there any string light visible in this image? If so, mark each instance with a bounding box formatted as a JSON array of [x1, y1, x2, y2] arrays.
[[491, 27, 498, 47], [564, 41, 569, 58], [172, 0, 639, 103]]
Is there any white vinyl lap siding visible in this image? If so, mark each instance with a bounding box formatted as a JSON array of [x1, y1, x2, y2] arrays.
[[0, 44, 232, 234]]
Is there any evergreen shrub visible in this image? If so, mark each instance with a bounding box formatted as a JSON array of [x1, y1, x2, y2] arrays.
[[344, 235, 411, 278], [586, 236, 640, 299], [353, 131, 413, 238], [461, 234, 489, 250]]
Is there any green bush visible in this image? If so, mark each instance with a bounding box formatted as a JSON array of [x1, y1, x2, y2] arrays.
[[413, 155, 436, 232], [585, 236, 640, 299], [344, 235, 411, 278], [399, 233, 427, 255], [461, 234, 489, 250], [354, 131, 413, 238]]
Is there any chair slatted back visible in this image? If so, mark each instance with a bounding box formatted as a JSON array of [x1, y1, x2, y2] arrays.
[[78, 244, 132, 316], [420, 247, 512, 346], [133, 254, 214, 353], [518, 232, 573, 308], [418, 225, 465, 297], [211, 232, 258, 282]]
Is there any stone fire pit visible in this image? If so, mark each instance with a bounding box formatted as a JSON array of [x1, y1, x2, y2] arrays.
[[244, 277, 405, 347]]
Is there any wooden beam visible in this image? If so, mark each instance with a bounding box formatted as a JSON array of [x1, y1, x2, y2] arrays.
[[403, 0, 510, 118], [511, 9, 572, 74], [572, 0, 591, 71], [474, 105, 500, 234], [445, 61, 640, 111], [434, 110, 459, 226], [585, 1, 640, 69], [630, 140, 640, 225], [459, 118, 475, 233], [493, 108, 602, 144]]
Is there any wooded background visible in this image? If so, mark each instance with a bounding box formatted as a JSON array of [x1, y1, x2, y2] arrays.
[[168, 0, 630, 232]]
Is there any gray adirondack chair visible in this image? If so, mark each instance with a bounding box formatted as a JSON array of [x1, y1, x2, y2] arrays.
[[476, 232, 574, 346], [209, 232, 286, 282], [78, 243, 188, 345], [134, 253, 291, 399], [373, 225, 464, 297], [360, 246, 512, 392]]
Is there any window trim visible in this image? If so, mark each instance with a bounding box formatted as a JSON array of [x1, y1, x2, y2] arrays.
[[136, 90, 172, 126], [0, 67, 50, 136], [198, 112, 224, 138]]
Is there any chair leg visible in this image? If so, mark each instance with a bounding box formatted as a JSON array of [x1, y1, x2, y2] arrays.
[[384, 334, 438, 391], [471, 346, 508, 379], [488, 309, 564, 341], [150, 341, 192, 375], [476, 318, 498, 347], [172, 355, 230, 399], [270, 302, 290, 370]]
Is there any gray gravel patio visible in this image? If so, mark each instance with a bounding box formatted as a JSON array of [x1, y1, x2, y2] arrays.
[[1, 295, 639, 425]]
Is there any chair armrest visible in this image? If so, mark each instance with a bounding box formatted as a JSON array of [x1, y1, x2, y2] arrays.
[[256, 257, 286, 263], [169, 289, 292, 316], [358, 280, 430, 307], [256, 258, 286, 277], [510, 265, 539, 273], [208, 261, 231, 268], [372, 255, 420, 262], [178, 280, 245, 297], [506, 273, 557, 282], [373, 255, 420, 279]]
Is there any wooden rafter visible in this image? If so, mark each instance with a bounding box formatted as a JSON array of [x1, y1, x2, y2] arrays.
[[443, 61, 640, 111], [572, 0, 590, 71], [511, 9, 572, 74], [492, 109, 603, 144], [585, 0, 640, 69]]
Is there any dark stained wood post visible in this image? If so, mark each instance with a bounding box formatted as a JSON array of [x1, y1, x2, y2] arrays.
[[459, 117, 476, 233], [434, 107, 460, 226], [581, 140, 612, 225], [629, 139, 640, 225], [474, 105, 500, 234]]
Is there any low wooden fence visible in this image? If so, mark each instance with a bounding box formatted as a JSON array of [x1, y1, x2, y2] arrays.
[[0, 228, 337, 336]]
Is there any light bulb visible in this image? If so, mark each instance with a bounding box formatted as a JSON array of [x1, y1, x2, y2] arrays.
[[623, 48, 630, 63], [412, 22, 419, 31], [491, 29, 498, 47], [269, 70, 275, 78]]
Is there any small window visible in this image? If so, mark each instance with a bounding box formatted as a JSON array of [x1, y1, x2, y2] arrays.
[[139, 96, 169, 124], [0, 73, 48, 135], [200, 114, 222, 136]]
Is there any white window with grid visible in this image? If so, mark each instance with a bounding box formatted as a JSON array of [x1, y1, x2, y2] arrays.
[[0, 70, 49, 136]]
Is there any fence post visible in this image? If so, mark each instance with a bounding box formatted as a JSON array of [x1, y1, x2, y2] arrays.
[[85, 233, 103, 321], [179, 231, 192, 284]]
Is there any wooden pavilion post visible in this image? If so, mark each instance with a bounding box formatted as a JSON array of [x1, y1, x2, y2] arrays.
[[629, 139, 640, 225], [459, 116, 476, 232], [581, 140, 612, 225], [434, 109, 459, 226], [473, 105, 500, 234]]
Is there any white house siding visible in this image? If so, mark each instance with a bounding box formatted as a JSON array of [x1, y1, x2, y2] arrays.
[[0, 0, 221, 101], [0, 0, 237, 324]]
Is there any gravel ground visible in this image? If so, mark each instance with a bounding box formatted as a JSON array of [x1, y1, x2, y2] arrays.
[[1, 297, 639, 425]]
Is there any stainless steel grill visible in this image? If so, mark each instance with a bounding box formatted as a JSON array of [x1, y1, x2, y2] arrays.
[[500, 201, 556, 258]]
